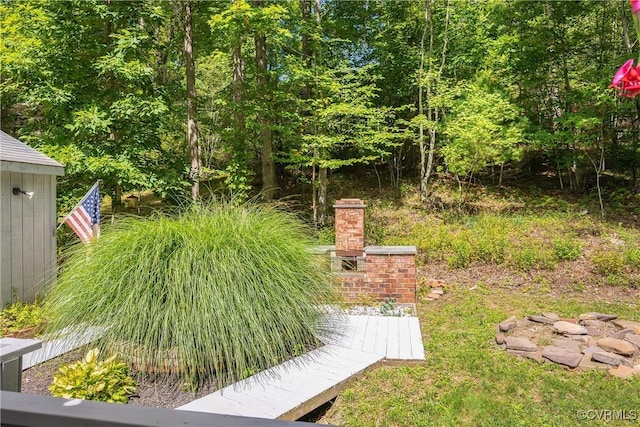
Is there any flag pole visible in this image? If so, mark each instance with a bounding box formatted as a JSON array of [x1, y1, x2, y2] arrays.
[[56, 181, 100, 232]]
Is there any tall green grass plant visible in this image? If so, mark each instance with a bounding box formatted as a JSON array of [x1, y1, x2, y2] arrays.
[[45, 201, 341, 387]]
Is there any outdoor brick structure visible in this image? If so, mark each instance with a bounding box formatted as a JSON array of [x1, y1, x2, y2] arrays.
[[331, 199, 417, 304], [333, 198, 366, 256]]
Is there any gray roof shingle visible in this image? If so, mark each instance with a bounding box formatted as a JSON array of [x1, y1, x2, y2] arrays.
[[0, 130, 64, 175]]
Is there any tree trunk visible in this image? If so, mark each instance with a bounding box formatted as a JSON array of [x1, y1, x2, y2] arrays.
[[183, 0, 200, 201], [317, 166, 327, 226], [420, 0, 449, 202], [232, 42, 245, 158], [418, 2, 428, 202], [313, 0, 328, 226], [254, 0, 277, 200], [301, 0, 313, 100]]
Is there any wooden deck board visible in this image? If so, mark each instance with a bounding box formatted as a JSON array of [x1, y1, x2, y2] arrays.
[[408, 317, 426, 360], [348, 315, 368, 350], [19, 312, 425, 421], [373, 316, 390, 356], [167, 314, 425, 420], [397, 317, 412, 359], [386, 317, 400, 359], [22, 326, 103, 369], [360, 315, 378, 354], [178, 344, 383, 419]]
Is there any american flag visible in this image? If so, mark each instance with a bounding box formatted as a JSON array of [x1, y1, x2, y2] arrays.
[[65, 183, 100, 243]]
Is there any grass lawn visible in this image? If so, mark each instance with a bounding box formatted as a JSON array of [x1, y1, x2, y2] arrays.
[[321, 286, 640, 426], [321, 177, 640, 426]]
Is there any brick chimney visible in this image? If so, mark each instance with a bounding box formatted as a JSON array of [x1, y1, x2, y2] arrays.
[[333, 198, 366, 256]]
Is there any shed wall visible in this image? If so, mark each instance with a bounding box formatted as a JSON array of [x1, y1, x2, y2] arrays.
[[1, 170, 57, 306]]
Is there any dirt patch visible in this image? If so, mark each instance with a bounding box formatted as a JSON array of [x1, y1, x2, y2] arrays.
[[21, 349, 217, 409], [418, 261, 640, 304]]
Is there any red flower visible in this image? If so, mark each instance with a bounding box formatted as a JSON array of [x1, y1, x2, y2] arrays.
[[610, 59, 640, 98], [631, 0, 640, 13]]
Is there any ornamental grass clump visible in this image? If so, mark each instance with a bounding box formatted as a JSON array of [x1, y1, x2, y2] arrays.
[[45, 201, 341, 388]]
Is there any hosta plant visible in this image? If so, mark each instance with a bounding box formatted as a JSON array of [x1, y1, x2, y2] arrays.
[[49, 348, 137, 403], [45, 200, 341, 388]]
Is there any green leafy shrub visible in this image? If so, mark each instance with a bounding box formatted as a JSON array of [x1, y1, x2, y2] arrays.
[[624, 247, 640, 268], [0, 300, 45, 337], [45, 200, 341, 387], [552, 237, 582, 261], [49, 348, 136, 403], [447, 239, 473, 269], [605, 274, 632, 288], [507, 246, 557, 272], [591, 251, 625, 276]]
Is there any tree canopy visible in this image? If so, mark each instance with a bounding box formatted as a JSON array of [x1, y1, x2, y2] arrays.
[[2, 0, 639, 218]]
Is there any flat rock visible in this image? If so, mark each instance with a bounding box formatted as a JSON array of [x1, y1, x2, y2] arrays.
[[579, 320, 607, 329], [427, 293, 441, 300], [553, 321, 588, 335], [611, 328, 636, 340], [553, 320, 587, 335], [591, 351, 633, 367], [611, 320, 640, 334], [597, 337, 637, 356], [542, 312, 560, 321], [431, 288, 444, 295], [586, 312, 617, 321], [582, 346, 606, 355], [495, 333, 505, 345], [579, 354, 608, 370], [579, 313, 598, 321], [552, 338, 583, 353], [507, 349, 543, 362], [584, 327, 603, 337], [542, 346, 582, 368], [499, 316, 518, 332], [608, 365, 638, 379], [566, 335, 591, 344], [624, 334, 640, 349], [505, 336, 538, 352], [528, 315, 556, 325]]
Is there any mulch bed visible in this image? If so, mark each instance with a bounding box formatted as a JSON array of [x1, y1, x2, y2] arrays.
[[21, 348, 218, 408]]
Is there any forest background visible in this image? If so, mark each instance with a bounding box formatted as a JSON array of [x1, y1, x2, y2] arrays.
[[2, 0, 639, 225]]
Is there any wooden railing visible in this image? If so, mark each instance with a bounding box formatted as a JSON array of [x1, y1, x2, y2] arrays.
[[0, 391, 333, 427]]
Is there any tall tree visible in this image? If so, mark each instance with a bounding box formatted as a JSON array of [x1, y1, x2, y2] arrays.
[[183, 0, 201, 200], [253, 0, 277, 200]]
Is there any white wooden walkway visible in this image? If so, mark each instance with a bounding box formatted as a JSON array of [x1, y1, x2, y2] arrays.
[[178, 315, 425, 420], [22, 326, 103, 369]]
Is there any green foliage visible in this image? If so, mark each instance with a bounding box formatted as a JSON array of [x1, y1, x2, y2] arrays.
[[591, 251, 625, 276], [379, 298, 397, 316], [442, 82, 525, 181], [0, 299, 45, 337], [49, 348, 137, 404], [552, 237, 582, 261], [506, 246, 557, 272], [323, 287, 640, 426], [315, 227, 335, 245], [45, 200, 341, 387], [624, 246, 640, 268], [381, 210, 628, 274]]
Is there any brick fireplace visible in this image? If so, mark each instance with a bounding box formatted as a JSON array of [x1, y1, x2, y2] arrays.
[[328, 199, 417, 304]]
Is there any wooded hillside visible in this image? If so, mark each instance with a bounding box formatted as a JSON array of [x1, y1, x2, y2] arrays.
[[2, 0, 638, 221]]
